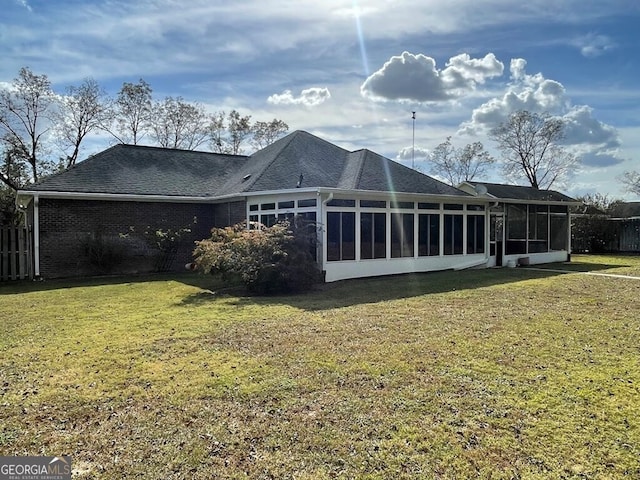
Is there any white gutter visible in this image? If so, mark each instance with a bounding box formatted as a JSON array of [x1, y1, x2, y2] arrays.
[[16, 186, 493, 205], [15, 190, 228, 203], [493, 198, 582, 207]]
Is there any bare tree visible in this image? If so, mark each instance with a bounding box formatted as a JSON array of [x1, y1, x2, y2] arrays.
[[208, 110, 252, 155], [429, 136, 495, 185], [150, 97, 210, 150], [0, 67, 56, 184], [490, 110, 577, 189], [227, 110, 252, 155], [208, 111, 229, 154], [55, 78, 112, 168], [1, 145, 31, 190], [107, 79, 152, 145], [620, 171, 640, 197], [251, 119, 289, 151]]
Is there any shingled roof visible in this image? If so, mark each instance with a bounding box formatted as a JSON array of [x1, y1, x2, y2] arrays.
[[463, 181, 577, 203], [609, 202, 640, 218], [26, 130, 469, 199], [27, 145, 247, 197]]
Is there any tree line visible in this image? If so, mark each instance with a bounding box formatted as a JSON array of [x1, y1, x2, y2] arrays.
[[0, 67, 289, 223], [428, 110, 578, 190], [428, 110, 639, 197], [0, 67, 289, 191]]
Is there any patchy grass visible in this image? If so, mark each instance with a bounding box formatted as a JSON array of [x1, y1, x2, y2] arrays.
[[1, 255, 639, 479]]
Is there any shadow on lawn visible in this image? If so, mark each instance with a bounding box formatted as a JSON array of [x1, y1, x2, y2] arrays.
[[0, 258, 630, 308], [0, 272, 218, 295], [178, 258, 631, 310]]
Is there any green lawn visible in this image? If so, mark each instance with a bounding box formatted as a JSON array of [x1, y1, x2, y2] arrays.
[[1, 254, 639, 479]]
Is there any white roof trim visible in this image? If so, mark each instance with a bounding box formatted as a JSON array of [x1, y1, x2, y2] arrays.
[[16, 186, 580, 207], [16, 186, 477, 205]]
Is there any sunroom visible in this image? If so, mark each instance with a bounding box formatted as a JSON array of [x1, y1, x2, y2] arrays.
[[459, 182, 579, 268], [245, 189, 490, 283]]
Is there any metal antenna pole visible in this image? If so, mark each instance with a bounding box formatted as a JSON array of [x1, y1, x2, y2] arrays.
[[411, 111, 416, 169]]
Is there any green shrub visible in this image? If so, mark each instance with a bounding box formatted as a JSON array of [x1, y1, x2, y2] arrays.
[[121, 218, 196, 272], [193, 218, 322, 294]]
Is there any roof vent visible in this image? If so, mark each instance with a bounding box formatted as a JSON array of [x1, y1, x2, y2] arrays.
[[242, 174, 251, 182]]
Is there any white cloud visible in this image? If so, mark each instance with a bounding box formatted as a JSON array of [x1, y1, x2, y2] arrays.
[[397, 145, 430, 162], [16, 0, 32, 12], [458, 58, 624, 169], [267, 87, 331, 107], [360, 51, 504, 103], [460, 58, 572, 136], [573, 33, 615, 58], [562, 105, 620, 149], [579, 151, 624, 168]]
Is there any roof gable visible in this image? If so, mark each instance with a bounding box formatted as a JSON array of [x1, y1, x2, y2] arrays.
[[241, 131, 349, 192], [353, 149, 467, 196], [241, 132, 468, 196]]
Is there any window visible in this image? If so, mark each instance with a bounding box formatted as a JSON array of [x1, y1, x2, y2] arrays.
[[261, 202, 275, 211], [360, 200, 386, 208], [327, 199, 356, 207], [298, 199, 317, 208], [249, 204, 259, 212], [550, 214, 568, 251], [507, 205, 527, 239], [327, 212, 355, 261], [278, 200, 295, 209], [444, 203, 464, 211], [418, 214, 440, 256], [418, 202, 440, 210], [391, 213, 414, 257], [550, 205, 568, 214], [467, 204, 485, 211], [297, 212, 318, 261], [261, 214, 277, 227], [298, 212, 317, 224], [528, 205, 548, 253], [506, 204, 527, 254], [391, 201, 414, 209], [361, 212, 386, 259], [444, 214, 464, 255], [277, 212, 294, 223], [467, 215, 485, 254]]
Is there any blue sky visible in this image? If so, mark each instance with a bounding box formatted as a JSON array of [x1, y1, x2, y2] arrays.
[[2, 0, 639, 199]]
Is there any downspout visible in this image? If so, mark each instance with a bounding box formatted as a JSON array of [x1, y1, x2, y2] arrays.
[[33, 194, 40, 278], [567, 208, 572, 262], [14, 192, 40, 278]]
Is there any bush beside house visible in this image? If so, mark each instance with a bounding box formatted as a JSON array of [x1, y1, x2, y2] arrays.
[[193, 219, 322, 294]]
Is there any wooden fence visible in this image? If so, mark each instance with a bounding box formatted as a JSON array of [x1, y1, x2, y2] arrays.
[[0, 225, 33, 281]]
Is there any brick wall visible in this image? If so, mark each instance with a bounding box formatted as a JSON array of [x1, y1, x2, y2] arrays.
[[36, 198, 242, 278], [212, 201, 247, 228]]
